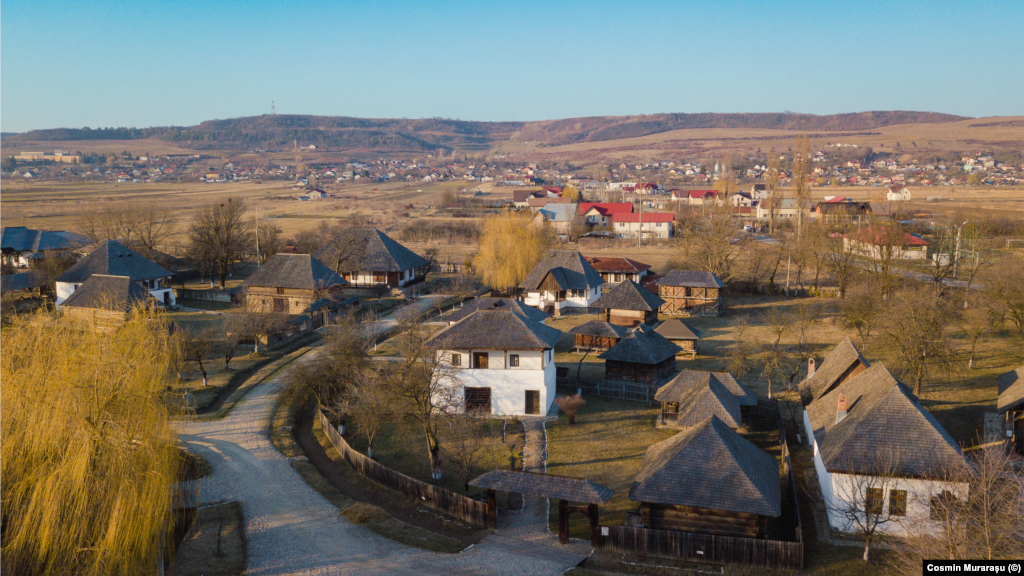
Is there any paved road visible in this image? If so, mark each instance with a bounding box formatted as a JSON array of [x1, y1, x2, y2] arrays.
[[176, 300, 587, 576]]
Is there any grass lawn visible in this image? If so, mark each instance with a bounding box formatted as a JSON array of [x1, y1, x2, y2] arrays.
[[176, 297, 233, 311], [171, 502, 245, 576], [370, 324, 441, 357]]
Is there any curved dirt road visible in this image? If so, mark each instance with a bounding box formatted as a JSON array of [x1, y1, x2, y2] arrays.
[[176, 347, 584, 575]]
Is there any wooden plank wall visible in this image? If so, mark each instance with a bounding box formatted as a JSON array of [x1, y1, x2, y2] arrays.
[[596, 525, 803, 570], [318, 410, 490, 527]]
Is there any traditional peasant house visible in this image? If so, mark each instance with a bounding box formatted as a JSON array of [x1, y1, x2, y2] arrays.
[[426, 309, 563, 416], [519, 250, 604, 316], [568, 321, 628, 351], [439, 297, 549, 326], [585, 256, 652, 285], [55, 240, 175, 306], [652, 270, 724, 317], [655, 371, 742, 429], [597, 323, 681, 385], [591, 279, 665, 327], [1, 226, 89, 269], [629, 415, 781, 537], [241, 253, 347, 315], [653, 319, 701, 358], [61, 274, 157, 332], [798, 337, 869, 405], [312, 228, 430, 288]]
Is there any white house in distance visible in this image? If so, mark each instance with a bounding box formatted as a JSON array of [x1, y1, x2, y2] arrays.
[[611, 211, 674, 239], [802, 357, 966, 537], [843, 226, 931, 261], [425, 309, 563, 416], [519, 250, 605, 316], [886, 184, 911, 201], [55, 240, 176, 306]]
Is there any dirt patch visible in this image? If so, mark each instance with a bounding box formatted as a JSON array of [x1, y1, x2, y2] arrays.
[[171, 502, 245, 576]]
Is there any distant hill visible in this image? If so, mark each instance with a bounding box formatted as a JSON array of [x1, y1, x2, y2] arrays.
[[1, 132, 20, 138], [5, 111, 970, 154]]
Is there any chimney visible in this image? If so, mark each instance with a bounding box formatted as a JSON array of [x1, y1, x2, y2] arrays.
[[835, 393, 848, 424], [807, 357, 816, 377]]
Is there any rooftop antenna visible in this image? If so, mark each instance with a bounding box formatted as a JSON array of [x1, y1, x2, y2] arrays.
[[271, 101, 276, 115]]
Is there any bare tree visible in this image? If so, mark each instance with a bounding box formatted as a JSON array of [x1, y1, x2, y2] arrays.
[[443, 411, 492, 493], [841, 282, 881, 350], [343, 367, 395, 459], [792, 135, 812, 240], [914, 224, 958, 295], [238, 306, 288, 356], [553, 394, 586, 425], [725, 315, 757, 376], [675, 203, 747, 284], [255, 220, 284, 264], [178, 325, 217, 387], [825, 447, 908, 562], [186, 198, 253, 288], [764, 149, 781, 235], [879, 288, 961, 396], [826, 227, 860, 298], [77, 205, 174, 258], [983, 254, 1024, 338], [222, 316, 244, 369]]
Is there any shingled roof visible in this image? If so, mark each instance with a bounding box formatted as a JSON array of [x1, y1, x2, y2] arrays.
[[585, 256, 651, 274], [520, 250, 604, 291], [470, 470, 613, 504], [241, 254, 347, 290], [1, 226, 90, 253], [800, 337, 869, 403], [61, 275, 155, 312], [312, 228, 428, 273], [569, 320, 629, 339], [655, 372, 742, 428], [629, 416, 781, 517], [711, 372, 758, 407], [657, 270, 724, 288], [653, 319, 700, 341], [598, 323, 682, 365], [997, 366, 1024, 413], [592, 279, 665, 312], [56, 240, 173, 284], [440, 297, 550, 324], [424, 309, 562, 351], [806, 363, 964, 478], [0, 270, 49, 293]]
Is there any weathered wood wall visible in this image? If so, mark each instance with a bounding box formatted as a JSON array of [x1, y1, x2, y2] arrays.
[[596, 525, 803, 570]]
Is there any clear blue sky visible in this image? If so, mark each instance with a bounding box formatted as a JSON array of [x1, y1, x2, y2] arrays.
[[2, 0, 1022, 133]]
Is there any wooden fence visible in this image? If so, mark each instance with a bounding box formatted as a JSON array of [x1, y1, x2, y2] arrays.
[[317, 410, 491, 527], [595, 525, 803, 570], [560, 377, 657, 403]]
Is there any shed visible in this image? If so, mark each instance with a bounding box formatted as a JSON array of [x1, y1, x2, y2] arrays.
[[592, 279, 665, 327], [569, 321, 628, 351], [655, 371, 742, 429], [598, 324, 682, 385], [653, 270, 724, 317], [61, 274, 157, 332], [653, 319, 700, 358]]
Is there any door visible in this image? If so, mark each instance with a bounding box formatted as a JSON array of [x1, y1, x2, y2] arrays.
[[274, 297, 288, 312], [472, 352, 489, 369], [525, 390, 540, 415], [464, 387, 491, 413], [163, 291, 170, 305]]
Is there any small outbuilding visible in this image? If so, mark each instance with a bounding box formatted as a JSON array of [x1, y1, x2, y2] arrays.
[[241, 253, 347, 315], [568, 320, 628, 351], [653, 270, 724, 317], [653, 319, 700, 358], [629, 415, 781, 537], [655, 371, 742, 429], [591, 279, 665, 327], [61, 274, 157, 332], [598, 324, 681, 385]]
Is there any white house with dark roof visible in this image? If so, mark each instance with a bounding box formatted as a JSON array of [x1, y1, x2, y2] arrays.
[[802, 363, 967, 536], [55, 240, 175, 306], [519, 250, 604, 315], [1, 226, 90, 269], [312, 228, 429, 288], [61, 274, 157, 332], [425, 309, 563, 416]]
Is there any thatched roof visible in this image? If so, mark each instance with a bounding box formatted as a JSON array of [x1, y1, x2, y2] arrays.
[[653, 319, 699, 341], [598, 324, 682, 365], [997, 366, 1024, 413], [61, 275, 154, 312], [424, 309, 562, 351], [569, 320, 629, 339], [241, 254, 346, 290], [470, 470, 613, 504], [655, 371, 742, 428], [592, 279, 665, 312], [800, 337, 869, 403], [657, 270, 724, 288], [629, 416, 780, 517], [56, 240, 173, 284], [520, 250, 604, 291], [440, 297, 550, 324], [806, 363, 964, 478], [312, 228, 428, 273]]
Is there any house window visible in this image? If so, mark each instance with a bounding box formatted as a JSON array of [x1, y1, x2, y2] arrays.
[[451, 353, 462, 367], [930, 491, 957, 520], [866, 488, 884, 516], [277, 287, 285, 295], [509, 354, 520, 367], [889, 490, 907, 516]]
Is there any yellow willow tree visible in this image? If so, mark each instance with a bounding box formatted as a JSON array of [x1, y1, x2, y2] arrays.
[[474, 212, 553, 290], [1, 309, 182, 576]]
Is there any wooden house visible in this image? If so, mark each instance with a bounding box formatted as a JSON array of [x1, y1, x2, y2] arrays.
[[798, 337, 869, 405], [426, 309, 563, 416], [802, 363, 966, 537], [569, 321, 628, 351], [519, 250, 604, 316], [629, 415, 781, 537], [653, 319, 700, 358], [653, 270, 724, 317], [997, 366, 1024, 455], [439, 297, 549, 326], [61, 274, 156, 332], [598, 324, 681, 385], [655, 371, 742, 429], [241, 253, 347, 315], [592, 279, 665, 327], [312, 228, 430, 288], [55, 240, 176, 307], [585, 256, 652, 285]]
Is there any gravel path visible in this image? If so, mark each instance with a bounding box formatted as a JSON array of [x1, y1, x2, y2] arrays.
[[176, 344, 584, 575]]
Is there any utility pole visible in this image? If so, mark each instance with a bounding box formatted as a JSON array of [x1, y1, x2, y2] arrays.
[[255, 204, 260, 268], [637, 184, 643, 247], [953, 221, 966, 279]]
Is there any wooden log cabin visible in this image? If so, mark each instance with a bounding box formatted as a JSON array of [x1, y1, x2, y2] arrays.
[[655, 371, 742, 429], [241, 254, 347, 315], [653, 319, 700, 358], [653, 270, 724, 317], [569, 321, 628, 351], [798, 337, 869, 405], [60, 274, 157, 332], [629, 415, 781, 538], [598, 324, 682, 385], [997, 366, 1024, 456], [591, 279, 665, 327]]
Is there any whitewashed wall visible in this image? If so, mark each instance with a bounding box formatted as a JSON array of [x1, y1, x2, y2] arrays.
[[438, 349, 556, 416]]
